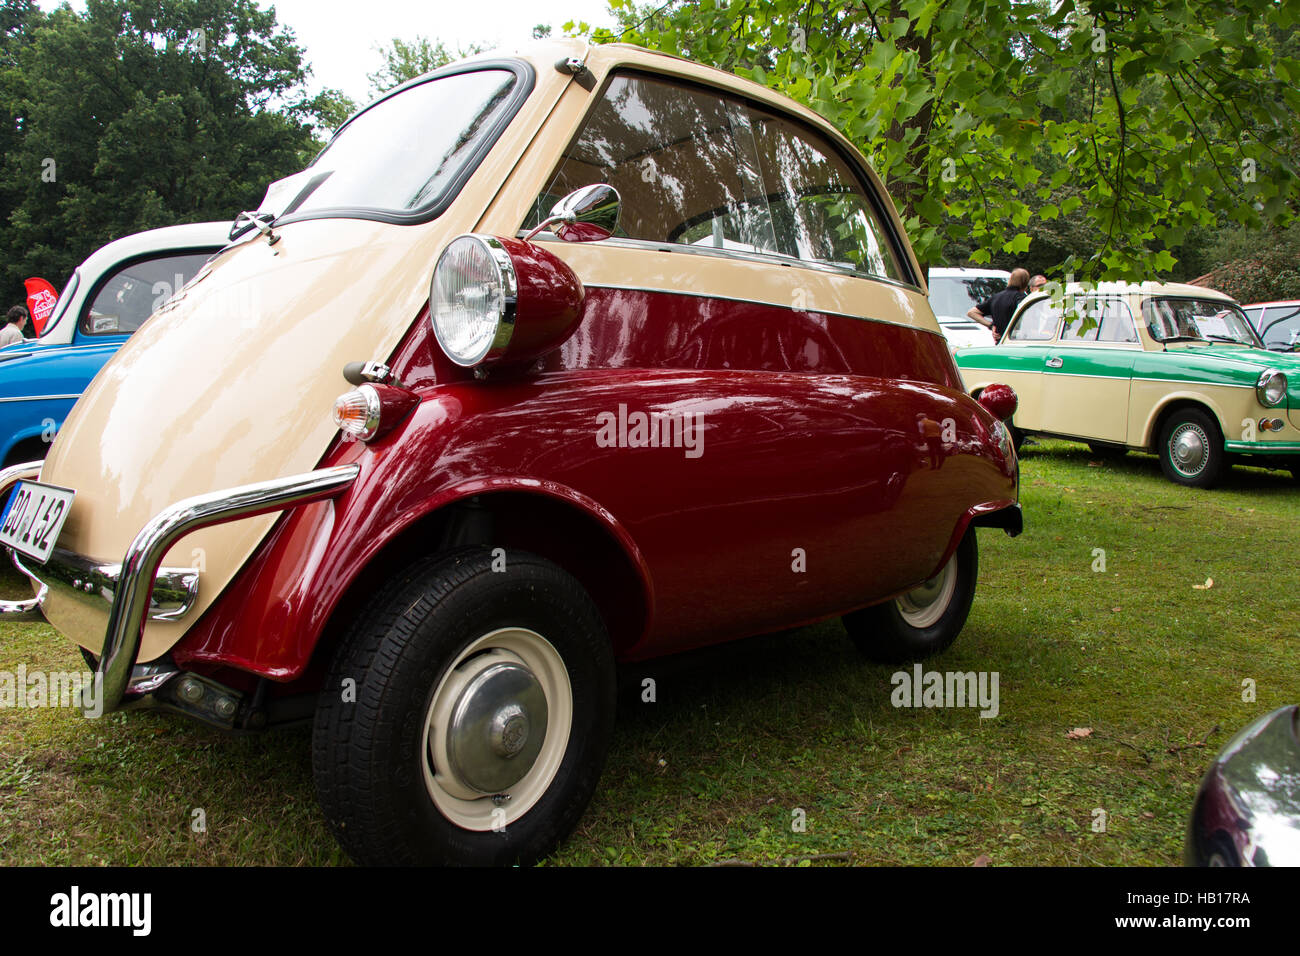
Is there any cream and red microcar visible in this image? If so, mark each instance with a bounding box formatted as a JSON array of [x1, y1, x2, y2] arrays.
[[0, 40, 1020, 864]]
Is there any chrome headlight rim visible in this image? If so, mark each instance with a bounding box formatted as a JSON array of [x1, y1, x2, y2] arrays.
[[1256, 369, 1287, 408], [430, 234, 518, 368]]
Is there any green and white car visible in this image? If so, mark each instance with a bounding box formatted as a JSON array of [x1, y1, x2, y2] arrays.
[[956, 282, 1300, 488]]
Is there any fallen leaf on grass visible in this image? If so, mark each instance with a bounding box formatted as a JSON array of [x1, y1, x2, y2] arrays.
[[1192, 577, 1214, 590], [1066, 727, 1093, 739]]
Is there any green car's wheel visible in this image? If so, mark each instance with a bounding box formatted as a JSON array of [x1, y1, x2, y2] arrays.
[[1158, 408, 1226, 488]]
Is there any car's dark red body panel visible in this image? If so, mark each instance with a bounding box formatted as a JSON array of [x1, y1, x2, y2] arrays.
[[172, 285, 1017, 684]]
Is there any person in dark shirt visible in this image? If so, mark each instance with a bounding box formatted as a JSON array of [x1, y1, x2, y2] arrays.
[[968, 268, 1030, 341]]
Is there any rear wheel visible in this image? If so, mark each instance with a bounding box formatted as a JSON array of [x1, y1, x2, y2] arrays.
[[1158, 408, 1226, 488], [312, 547, 615, 866], [844, 529, 978, 663]]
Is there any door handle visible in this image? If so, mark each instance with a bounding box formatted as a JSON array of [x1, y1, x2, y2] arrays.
[[1046, 357, 1063, 368]]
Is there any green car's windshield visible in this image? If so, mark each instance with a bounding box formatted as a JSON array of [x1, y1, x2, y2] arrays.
[[1142, 297, 1261, 347]]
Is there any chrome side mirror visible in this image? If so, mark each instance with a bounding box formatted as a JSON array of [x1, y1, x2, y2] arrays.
[[524, 184, 621, 243]]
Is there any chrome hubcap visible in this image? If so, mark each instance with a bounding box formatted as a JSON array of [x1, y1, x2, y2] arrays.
[[422, 627, 572, 832], [897, 554, 958, 629], [447, 661, 547, 793], [1170, 424, 1209, 476]]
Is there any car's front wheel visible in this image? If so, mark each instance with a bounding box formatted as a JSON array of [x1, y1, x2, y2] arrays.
[[312, 547, 615, 866], [844, 528, 978, 663], [1158, 408, 1226, 488]]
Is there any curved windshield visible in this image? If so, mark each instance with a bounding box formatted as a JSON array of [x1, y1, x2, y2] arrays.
[[38, 271, 79, 339], [1142, 297, 1261, 346], [282, 68, 521, 220]]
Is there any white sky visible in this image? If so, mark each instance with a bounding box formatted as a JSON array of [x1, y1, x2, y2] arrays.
[[39, 0, 617, 103]]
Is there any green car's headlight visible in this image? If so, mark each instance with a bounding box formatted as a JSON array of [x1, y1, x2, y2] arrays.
[[1256, 370, 1287, 408]]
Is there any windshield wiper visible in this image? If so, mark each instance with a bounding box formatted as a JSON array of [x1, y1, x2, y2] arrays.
[[1204, 335, 1248, 344], [1158, 334, 1207, 346]]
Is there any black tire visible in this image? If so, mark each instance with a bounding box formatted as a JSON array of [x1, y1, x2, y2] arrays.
[[1087, 442, 1127, 460], [312, 547, 615, 866], [844, 528, 978, 663], [1158, 408, 1227, 488]]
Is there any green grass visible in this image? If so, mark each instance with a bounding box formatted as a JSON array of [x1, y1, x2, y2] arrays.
[[2, 441, 1297, 865]]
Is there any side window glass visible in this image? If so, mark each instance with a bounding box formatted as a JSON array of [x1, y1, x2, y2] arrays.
[[747, 111, 902, 279], [1007, 299, 1059, 341], [530, 73, 905, 280], [1060, 297, 1101, 342], [81, 252, 212, 336], [1099, 299, 1138, 343], [529, 75, 776, 252]]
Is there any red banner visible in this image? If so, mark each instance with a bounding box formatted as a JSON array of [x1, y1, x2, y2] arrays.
[[23, 277, 58, 335]]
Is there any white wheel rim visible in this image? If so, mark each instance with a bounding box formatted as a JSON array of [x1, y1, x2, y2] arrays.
[[421, 627, 572, 832], [896, 553, 958, 629]]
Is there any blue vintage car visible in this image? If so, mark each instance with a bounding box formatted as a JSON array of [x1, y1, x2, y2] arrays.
[[2, 222, 228, 467]]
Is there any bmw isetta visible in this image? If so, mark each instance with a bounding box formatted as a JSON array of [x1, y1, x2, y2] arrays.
[[0, 40, 1021, 865]]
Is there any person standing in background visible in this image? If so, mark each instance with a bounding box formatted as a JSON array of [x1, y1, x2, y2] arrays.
[[967, 268, 1030, 341], [0, 307, 29, 347], [1030, 274, 1048, 292]]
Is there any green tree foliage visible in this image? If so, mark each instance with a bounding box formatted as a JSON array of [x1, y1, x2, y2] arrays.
[[367, 36, 485, 96], [0, 0, 342, 302], [596, 0, 1299, 279]]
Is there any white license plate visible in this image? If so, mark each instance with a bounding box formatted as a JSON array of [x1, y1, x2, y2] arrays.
[[0, 480, 75, 564]]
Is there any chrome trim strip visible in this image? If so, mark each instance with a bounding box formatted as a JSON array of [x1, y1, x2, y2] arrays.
[[0, 393, 80, 403], [525, 233, 926, 295], [97, 464, 360, 711], [1130, 377, 1253, 389], [1042, 372, 1133, 381]]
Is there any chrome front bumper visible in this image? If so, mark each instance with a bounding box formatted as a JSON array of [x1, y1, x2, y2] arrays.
[[0, 460, 359, 712]]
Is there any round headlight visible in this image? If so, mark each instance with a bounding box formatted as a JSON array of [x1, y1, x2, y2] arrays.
[[430, 234, 517, 367], [1256, 369, 1287, 408]]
